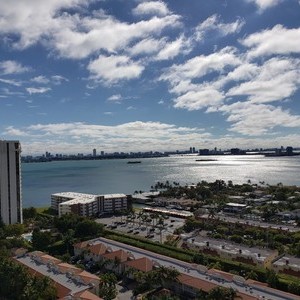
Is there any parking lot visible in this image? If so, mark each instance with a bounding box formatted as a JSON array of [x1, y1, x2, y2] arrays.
[[96, 214, 185, 243]]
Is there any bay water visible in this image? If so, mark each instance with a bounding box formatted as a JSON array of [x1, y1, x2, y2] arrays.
[[21, 155, 300, 207]]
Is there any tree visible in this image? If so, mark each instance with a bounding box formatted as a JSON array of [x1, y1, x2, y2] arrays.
[[207, 287, 236, 300], [22, 275, 56, 299], [246, 270, 258, 281], [4, 223, 25, 237], [62, 229, 75, 255], [99, 273, 118, 300], [192, 253, 207, 265], [31, 228, 53, 251], [266, 269, 279, 288], [23, 207, 37, 220], [75, 219, 104, 238], [0, 257, 56, 299]]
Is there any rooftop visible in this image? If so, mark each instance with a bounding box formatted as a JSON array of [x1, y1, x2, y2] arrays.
[[185, 236, 276, 262], [80, 237, 299, 300], [15, 252, 101, 299], [54, 192, 127, 206], [273, 254, 300, 269]]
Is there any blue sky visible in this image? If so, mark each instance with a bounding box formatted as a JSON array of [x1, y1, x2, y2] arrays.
[[0, 0, 300, 155]]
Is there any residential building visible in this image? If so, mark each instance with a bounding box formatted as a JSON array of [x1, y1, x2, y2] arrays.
[[272, 254, 300, 277], [14, 250, 102, 300], [183, 236, 278, 268], [51, 192, 128, 217], [74, 237, 300, 300], [0, 140, 22, 224], [223, 202, 247, 214]]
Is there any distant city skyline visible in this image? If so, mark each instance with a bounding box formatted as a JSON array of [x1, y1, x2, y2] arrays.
[[22, 145, 300, 159], [0, 0, 300, 155]]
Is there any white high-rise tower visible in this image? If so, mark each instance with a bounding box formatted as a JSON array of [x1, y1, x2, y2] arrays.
[[0, 140, 22, 224]]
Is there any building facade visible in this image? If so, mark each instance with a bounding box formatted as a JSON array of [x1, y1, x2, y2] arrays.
[[0, 140, 22, 224], [51, 192, 128, 217]]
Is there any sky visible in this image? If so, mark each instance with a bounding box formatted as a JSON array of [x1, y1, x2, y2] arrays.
[[0, 0, 300, 155]]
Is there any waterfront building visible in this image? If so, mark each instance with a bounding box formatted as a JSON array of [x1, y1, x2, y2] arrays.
[[0, 140, 22, 224], [51, 192, 128, 217], [92, 148, 96, 157]]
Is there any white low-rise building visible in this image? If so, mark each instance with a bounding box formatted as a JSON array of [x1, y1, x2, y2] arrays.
[[184, 236, 278, 268], [272, 254, 300, 277], [51, 192, 128, 217]]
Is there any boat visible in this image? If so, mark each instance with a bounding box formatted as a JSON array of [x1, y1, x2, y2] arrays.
[[127, 161, 141, 164], [195, 159, 217, 162]]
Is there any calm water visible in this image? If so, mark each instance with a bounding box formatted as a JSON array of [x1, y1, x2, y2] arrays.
[[21, 155, 300, 207]]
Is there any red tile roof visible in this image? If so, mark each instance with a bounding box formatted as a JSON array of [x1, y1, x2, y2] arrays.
[[57, 262, 82, 274], [207, 268, 235, 282], [78, 270, 100, 282], [89, 243, 107, 256], [74, 241, 90, 249], [40, 254, 62, 265], [103, 249, 129, 262], [74, 290, 103, 300], [178, 273, 218, 292], [124, 257, 153, 272]]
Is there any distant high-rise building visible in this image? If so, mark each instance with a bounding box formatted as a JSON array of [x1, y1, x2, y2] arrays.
[[93, 148, 97, 157], [0, 140, 22, 224]]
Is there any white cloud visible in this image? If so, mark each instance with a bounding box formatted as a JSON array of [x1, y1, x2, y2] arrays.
[[246, 0, 283, 11], [31, 76, 50, 84], [129, 37, 166, 56], [174, 87, 225, 111], [160, 47, 241, 86], [0, 78, 22, 86], [226, 57, 300, 103], [0, 60, 29, 75], [88, 55, 144, 84], [3, 126, 29, 136], [132, 1, 170, 17], [3, 121, 210, 154], [51, 75, 69, 85], [50, 13, 181, 59], [155, 35, 191, 61], [0, 0, 181, 60], [242, 25, 300, 58], [0, 0, 90, 49], [6, 121, 300, 154], [26, 87, 51, 94], [1, 88, 24, 96], [195, 14, 245, 41], [220, 102, 300, 135], [107, 94, 122, 103], [160, 47, 240, 110]]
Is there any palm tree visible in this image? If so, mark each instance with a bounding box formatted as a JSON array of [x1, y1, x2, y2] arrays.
[[62, 229, 75, 255], [157, 217, 166, 243], [152, 266, 180, 288], [207, 287, 236, 300], [99, 273, 118, 300]]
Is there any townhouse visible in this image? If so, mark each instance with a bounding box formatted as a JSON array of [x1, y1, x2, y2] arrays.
[[14, 250, 102, 300], [74, 237, 300, 300]]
